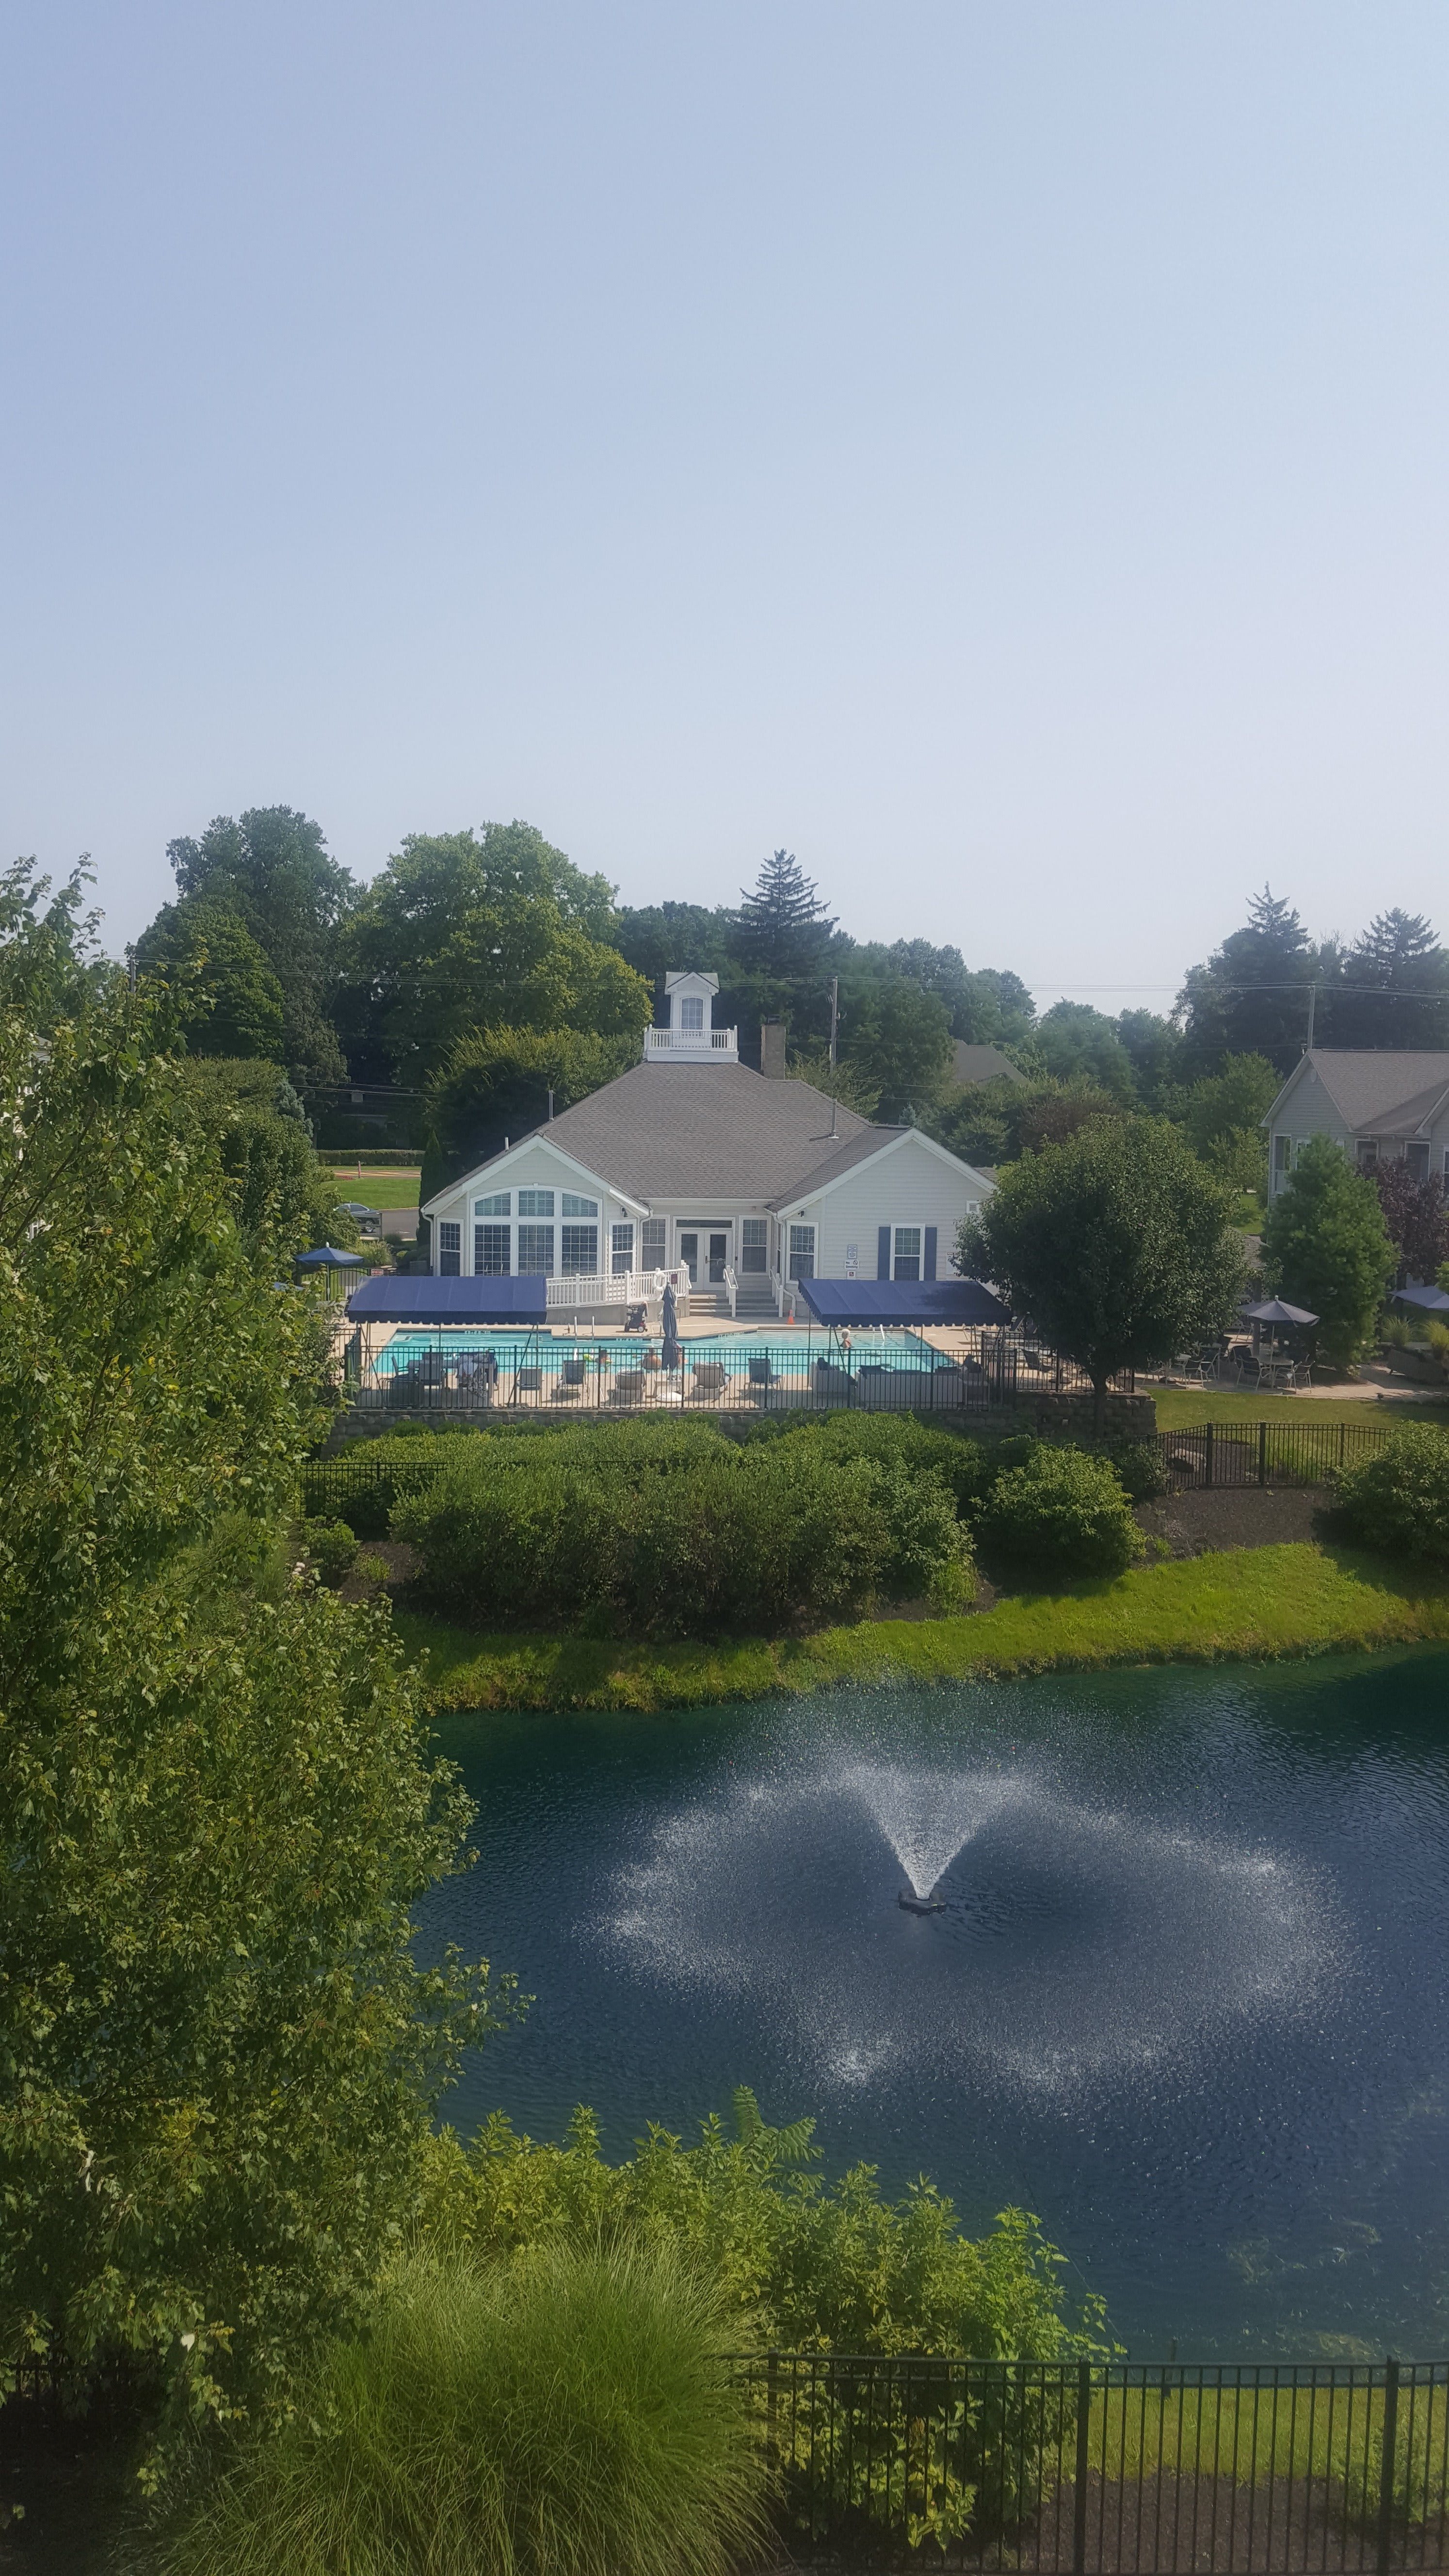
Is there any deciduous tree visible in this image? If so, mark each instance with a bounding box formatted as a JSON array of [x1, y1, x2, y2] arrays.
[[137, 899, 287, 1061], [959, 1119, 1242, 1430], [1261, 1136, 1396, 1372]]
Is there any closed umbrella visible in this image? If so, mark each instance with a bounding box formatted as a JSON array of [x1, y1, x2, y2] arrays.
[[661, 1278, 682, 1370]]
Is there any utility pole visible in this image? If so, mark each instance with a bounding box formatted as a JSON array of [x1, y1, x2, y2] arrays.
[[828, 977, 839, 1139], [1305, 982, 1317, 1051]]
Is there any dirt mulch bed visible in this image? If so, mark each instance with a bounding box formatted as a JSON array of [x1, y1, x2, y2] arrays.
[[1137, 1488, 1326, 1560]]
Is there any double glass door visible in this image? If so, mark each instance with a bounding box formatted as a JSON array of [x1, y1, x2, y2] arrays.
[[677, 1227, 730, 1285]]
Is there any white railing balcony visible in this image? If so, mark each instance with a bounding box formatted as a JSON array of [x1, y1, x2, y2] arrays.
[[642, 1025, 739, 1062], [542, 1266, 691, 1312]]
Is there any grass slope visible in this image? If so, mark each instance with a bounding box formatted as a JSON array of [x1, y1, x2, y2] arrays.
[[394, 1542, 1449, 1718], [1153, 1387, 1449, 1427]]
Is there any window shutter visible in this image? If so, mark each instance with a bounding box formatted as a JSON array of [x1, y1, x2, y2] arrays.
[[924, 1226, 937, 1280], [877, 1226, 891, 1279]]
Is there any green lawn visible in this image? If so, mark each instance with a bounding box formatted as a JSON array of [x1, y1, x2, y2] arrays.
[[1153, 1386, 1448, 1428], [327, 1168, 420, 1210], [391, 1541, 1449, 1720]]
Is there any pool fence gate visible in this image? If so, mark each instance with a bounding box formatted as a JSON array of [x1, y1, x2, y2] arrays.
[[738, 2353, 1449, 2572]]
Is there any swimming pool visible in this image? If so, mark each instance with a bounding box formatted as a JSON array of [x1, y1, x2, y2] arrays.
[[367, 1325, 944, 1379]]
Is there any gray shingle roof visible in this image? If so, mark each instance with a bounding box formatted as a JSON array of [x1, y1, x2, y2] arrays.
[[513, 1062, 890, 1204], [952, 1041, 1028, 1088], [1301, 1050, 1449, 1135]]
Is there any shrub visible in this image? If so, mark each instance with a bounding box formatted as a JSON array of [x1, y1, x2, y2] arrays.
[[157, 2242, 768, 2576], [978, 1445, 1143, 1578], [392, 1422, 971, 1636], [1330, 1425, 1449, 1563], [1380, 1313, 1413, 1350], [303, 1517, 358, 1586], [1093, 1436, 1169, 1502]]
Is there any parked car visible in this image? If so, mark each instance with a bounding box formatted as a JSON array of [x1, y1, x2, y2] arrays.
[[337, 1200, 383, 1240]]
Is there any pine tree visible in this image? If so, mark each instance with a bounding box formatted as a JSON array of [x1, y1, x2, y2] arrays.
[[732, 849, 837, 984]]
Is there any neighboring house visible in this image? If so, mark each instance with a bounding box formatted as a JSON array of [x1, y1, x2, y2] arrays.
[[951, 1042, 1028, 1088], [1263, 1051, 1449, 1201], [420, 969, 995, 1317]]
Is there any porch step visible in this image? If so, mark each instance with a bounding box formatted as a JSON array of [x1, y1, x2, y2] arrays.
[[732, 1286, 778, 1319], [687, 1288, 735, 1319]]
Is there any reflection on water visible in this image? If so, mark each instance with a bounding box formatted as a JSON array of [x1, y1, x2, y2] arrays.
[[421, 1652, 1449, 2357]]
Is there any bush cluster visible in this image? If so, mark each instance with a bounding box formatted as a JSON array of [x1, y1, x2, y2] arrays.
[[302, 1515, 359, 1586], [1330, 1424, 1449, 1563], [393, 1416, 973, 1636], [977, 1443, 1144, 1579]]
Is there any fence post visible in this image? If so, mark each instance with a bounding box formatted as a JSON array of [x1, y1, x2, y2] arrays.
[[1073, 2358, 1091, 2576], [1205, 1420, 1215, 1491], [1377, 2357, 1400, 2576], [766, 2350, 778, 2469], [1258, 1421, 1268, 1489]]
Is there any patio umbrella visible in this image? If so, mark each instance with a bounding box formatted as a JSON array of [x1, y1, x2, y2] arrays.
[[661, 1277, 682, 1370], [1394, 1283, 1449, 1315], [295, 1245, 367, 1271], [1240, 1298, 1319, 1327]]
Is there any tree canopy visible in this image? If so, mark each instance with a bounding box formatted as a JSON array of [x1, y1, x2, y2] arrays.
[[422, 1024, 640, 1197], [0, 892, 508, 2450], [959, 1119, 1242, 1427], [164, 807, 355, 1087], [137, 899, 287, 1061], [1261, 1137, 1396, 1371]]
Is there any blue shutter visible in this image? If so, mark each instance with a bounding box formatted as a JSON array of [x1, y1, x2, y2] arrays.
[[924, 1226, 937, 1280], [877, 1226, 891, 1279]]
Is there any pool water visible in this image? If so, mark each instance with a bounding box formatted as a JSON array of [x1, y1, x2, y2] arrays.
[[371, 1326, 939, 1377], [421, 1653, 1449, 2360]]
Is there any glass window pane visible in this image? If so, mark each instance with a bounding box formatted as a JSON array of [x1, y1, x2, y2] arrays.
[[894, 1225, 920, 1283], [518, 1190, 555, 1218], [741, 1216, 768, 1273], [475, 1224, 510, 1275], [611, 1222, 634, 1276], [561, 1225, 598, 1274], [561, 1192, 598, 1218], [788, 1224, 815, 1281], [437, 1219, 461, 1278], [516, 1225, 553, 1275], [679, 996, 705, 1032], [475, 1191, 511, 1218], [641, 1219, 667, 1265]]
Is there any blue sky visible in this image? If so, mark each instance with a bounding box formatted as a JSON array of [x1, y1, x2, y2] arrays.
[[3, 3, 1447, 1011]]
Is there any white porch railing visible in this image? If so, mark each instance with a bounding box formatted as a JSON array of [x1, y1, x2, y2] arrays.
[[722, 1264, 738, 1319], [642, 1026, 739, 1061], [542, 1266, 691, 1312]]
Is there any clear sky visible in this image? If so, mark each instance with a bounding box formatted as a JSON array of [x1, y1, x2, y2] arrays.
[[3, 3, 1447, 1011]]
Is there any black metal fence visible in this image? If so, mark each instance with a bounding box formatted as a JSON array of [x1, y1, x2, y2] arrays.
[[1154, 1420, 1396, 1492], [334, 1328, 1137, 1421], [744, 2354, 1449, 2572]]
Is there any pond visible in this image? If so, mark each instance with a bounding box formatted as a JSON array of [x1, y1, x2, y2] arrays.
[[422, 1651, 1449, 2361]]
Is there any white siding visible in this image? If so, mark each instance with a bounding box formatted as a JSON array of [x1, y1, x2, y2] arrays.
[[424, 1141, 629, 1274], [787, 1137, 990, 1280], [1266, 1067, 1354, 1198]]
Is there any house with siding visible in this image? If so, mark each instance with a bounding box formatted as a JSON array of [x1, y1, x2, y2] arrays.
[[1264, 1050, 1449, 1202], [420, 971, 995, 1319]]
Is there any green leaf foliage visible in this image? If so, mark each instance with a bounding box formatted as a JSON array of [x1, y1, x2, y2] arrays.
[[136, 900, 287, 1062], [959, 1117, 1242, 1424], [391, 1417, 972, 1636], [1330, 1424, 1449, 1563], [1261, 1135, 1396, 1372], [164, 807, 354, 1087], [978, 1446, 1144, 1578], [155, 2242, 769, 2576], [0, 964, 507, 2451], [424, 1023, 640, 1193]]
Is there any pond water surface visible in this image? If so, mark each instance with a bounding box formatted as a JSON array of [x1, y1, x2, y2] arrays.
[[422, 1652, 1449, 2360]]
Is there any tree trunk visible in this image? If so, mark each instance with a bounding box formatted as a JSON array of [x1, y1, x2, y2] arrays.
[[1092, 1370, 1108, 1437]]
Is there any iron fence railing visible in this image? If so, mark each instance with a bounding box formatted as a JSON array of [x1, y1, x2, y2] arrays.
[[741, 2354, 1449, 2572], [1154, 1419, 1396, 1491]]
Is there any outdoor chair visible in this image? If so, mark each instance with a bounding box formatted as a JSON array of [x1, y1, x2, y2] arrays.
[[386, 1366, 422, 1410], [691, 1362, 729, 1399], [747, 1355, 777, 1385], [516, 1367, 542, 1394], [611, 1371, 645, 1405], [551, 1359, 586, 1401]]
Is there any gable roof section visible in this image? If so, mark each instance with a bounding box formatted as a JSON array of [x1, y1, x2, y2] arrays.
[[421, 1130, 651, 1219], [952, 1041, 1028, 1088], [768, 1120, 994, 1212], [1266, 1050, 1449, 1136]]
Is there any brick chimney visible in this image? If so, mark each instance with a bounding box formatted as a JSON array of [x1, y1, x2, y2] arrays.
[[759, 1020, 787, 1078]]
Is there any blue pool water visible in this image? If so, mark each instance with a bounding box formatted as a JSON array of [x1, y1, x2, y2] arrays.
[[371, 1326, 939, 1376]]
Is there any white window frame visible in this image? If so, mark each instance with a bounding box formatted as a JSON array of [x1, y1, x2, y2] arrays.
[[437, 1219, 461, 1276], [892, 1223, 924, 1283], [679, 995, 705, 1033], [561, 1191, 598, 1219], [518, 1188, 555, 1219], [474, 1191, 511, 1218], [640, 1218, 667, 1267], [611, 1220, 634, 1276], [516, 1223, 554, 1276], [474, 1222, 511, 1275], [787, 1222, 816, 1281], [560, 1223, 598, 1275]]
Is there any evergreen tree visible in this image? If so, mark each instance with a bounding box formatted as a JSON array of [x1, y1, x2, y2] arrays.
[[1262, 1136, 1396, 1371], [1177, 886, 1318, 1078], [732, 850, 836, 992], [1321, 909, 1449, 1050]]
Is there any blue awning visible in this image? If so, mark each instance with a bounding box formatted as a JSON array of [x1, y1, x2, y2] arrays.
[[795, 1278, 1012, 1328], [346, 1274, 548, 1324]]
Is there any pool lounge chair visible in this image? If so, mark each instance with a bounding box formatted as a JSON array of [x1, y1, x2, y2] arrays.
[[611, 1370, 645, 1405], [691, 1361, 730, 1400], [552, 1358, 587, 1401]]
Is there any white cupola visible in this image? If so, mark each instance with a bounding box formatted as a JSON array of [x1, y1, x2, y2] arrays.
[[642, 970, 739, 1062]]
